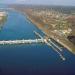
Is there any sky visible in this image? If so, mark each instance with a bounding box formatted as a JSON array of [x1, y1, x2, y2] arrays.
[[0, 0, 75, 6]]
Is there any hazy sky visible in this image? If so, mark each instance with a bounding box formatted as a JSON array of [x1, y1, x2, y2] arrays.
[[0, 0, 75, 6]]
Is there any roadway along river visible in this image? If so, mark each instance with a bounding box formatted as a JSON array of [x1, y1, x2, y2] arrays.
[[0, 8, 75, 75]]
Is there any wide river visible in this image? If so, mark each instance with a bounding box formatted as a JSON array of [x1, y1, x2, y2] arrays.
[[0, 8, 75, 75]]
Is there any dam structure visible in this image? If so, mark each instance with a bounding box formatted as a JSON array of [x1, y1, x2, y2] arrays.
[[0, 39, 46, 45], [0, 31, 46, 45], [0, 31, 65, 61]]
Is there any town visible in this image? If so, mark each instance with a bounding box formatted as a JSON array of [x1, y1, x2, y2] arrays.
[[10, 5, 75, 54]]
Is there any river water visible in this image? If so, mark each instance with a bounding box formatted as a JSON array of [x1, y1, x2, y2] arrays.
[[0, 8, 75, 75]]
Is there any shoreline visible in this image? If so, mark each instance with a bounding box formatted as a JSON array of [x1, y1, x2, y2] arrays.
[[26, 14, 75, 54], [9, 7, 75, 54]]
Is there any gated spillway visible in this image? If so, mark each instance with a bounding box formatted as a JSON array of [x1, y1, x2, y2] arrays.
[[0, 39, 46, 45], [0, 31, 66, 61]]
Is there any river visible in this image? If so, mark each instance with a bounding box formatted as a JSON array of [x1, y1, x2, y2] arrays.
[[0, 8, 75, 75]]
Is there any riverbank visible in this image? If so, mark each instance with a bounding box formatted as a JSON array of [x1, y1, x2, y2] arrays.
[[9, 6, 75, 54], [26, 13, 75, 54]]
